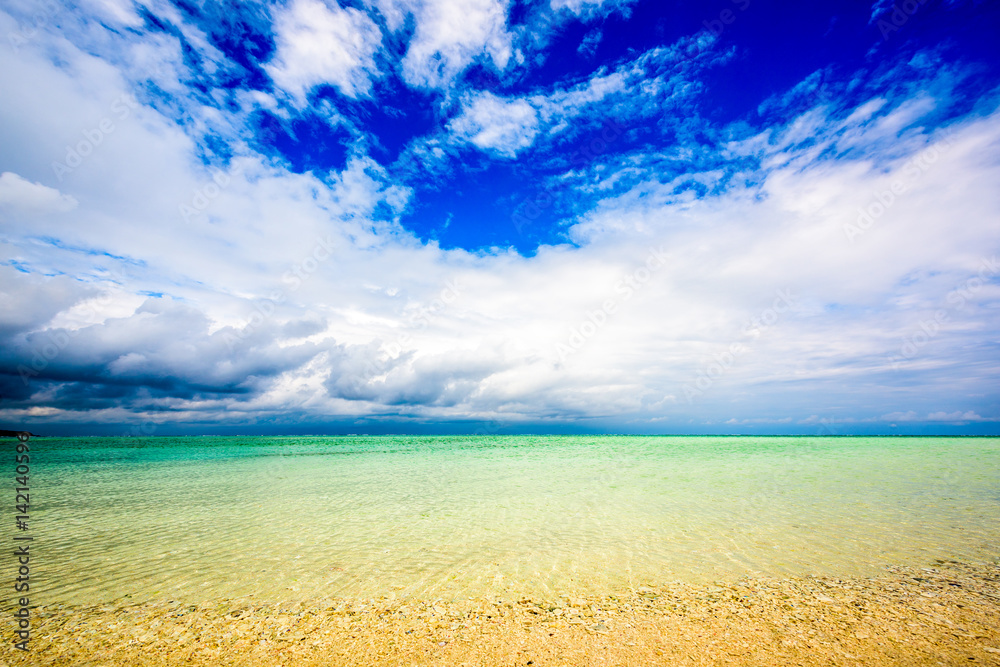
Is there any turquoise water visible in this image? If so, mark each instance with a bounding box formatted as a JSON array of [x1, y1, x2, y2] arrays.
[[8, 436, 1000, 606]]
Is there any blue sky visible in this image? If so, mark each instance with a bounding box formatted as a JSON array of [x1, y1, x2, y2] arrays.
[[0, 0, 998, 435]]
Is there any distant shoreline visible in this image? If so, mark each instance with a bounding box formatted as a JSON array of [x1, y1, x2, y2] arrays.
[[8, 433, 1000, 438]]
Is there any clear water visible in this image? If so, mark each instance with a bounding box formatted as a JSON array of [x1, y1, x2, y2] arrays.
[[8, 436, 1000, 606]]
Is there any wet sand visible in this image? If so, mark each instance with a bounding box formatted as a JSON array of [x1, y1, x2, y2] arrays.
[[5, 560, 1000, 666]]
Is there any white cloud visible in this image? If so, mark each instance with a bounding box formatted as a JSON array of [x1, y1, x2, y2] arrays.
[[266, 0, 382, 105], [880, 411, 918, 422], [0, 172, 77, 214], [375, 0, 512, 88], [82, 0, 143, 27], [549, 0, 635, 17], [438, 41, 715, 160], [0, 267, 91, 336], [926, 411, 984, 422], [448, 92, 539, 157], [868, 0, 893, 23], [883, 410, 985, 423], [536, 70, 628, 122]]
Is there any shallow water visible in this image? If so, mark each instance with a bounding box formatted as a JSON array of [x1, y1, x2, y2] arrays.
[[9, 436, 1000, 605]]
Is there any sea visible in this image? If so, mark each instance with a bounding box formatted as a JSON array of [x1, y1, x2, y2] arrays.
[[10, 435, 1000, 607]]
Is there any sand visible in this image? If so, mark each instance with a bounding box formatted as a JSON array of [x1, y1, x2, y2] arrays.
[[4, 560, 999, 666]]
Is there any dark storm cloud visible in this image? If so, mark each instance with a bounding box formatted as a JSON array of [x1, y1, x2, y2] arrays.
[[0, 296, 330, 409]]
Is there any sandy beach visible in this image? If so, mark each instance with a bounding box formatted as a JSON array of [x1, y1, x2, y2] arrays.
[[5, 559, 999, 666]]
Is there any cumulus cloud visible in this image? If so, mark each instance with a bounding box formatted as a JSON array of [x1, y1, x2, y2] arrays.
[[0, 267, 91, 336], [266, 0, 382, 105], [448, 92, 539, 157]]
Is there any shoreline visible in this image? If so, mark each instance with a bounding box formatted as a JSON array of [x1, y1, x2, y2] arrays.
[[5, 560, 999, 666]]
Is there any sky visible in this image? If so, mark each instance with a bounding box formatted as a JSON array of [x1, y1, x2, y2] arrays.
[[0, 0, 998, 436]]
